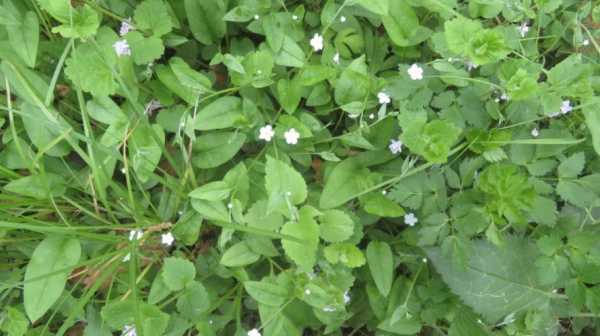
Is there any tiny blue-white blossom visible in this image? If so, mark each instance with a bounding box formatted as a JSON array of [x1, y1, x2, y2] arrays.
[[560, 100, 573, 114], [378, 92, 391, 105], [161, 232, 174, 246], [113, 40, 131, 57], [404, 213, 418, 226], [518, 22, 529, 38], [247, 328, 261, 336], [531, 128, 539, 137], [407, 64, 423, 80], [122, 325, 136, 336], [119, 18, 134, 36], [343, 291, 351, 304], [129, 229, 143, 241], [389, 139, 403, 154], [310, 33, 324, 52]]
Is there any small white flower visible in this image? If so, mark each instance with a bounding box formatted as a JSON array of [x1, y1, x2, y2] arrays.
[[122, 253, 131, 262], [382, 190, 387, 195], [113, 40, 131, 57], [404, 213, 418, 226], [304, 289, 311, 295], [583, 39, 590, 46], [161, 232, 175, 246], [258, 125, 275, 142], [323, 306, 336, 312], [286, 191, 292, 196], [177, 210, 183, 216], [119, 18, 134, 36], [377, 92, 391, 105], [247, 328, 261, 336], [531, 128, 539, 137], [310, 33, 324, 52], [340, 16, 347, 23], [494, 98, 500, 103], [254, 14, 260, 20], [500, 93, 509, 101], [369, 113, 375, 120], [343, 291, 351, 304], [466, 61, 478, 71], [422, 257, 428, 263], [560, 100, 573, 114], [518, 22, 529, 38], [120, 167, 126, 174], [129, 229, 143, 241], [292, 15, 299, 21], [227, 203, 233, 209], [333, 52, 340, 64], [122, 325, 137, 336], [448, 57, 454, 62], [389, 139, 403, 154], [407, 64, 423, 80], [284, 128, 300, 145]]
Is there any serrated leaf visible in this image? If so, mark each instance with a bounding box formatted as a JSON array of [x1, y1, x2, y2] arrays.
[[176, 281, 210, 320], [126, 32, 165, 65], [244, 280, 289, 306], [281, 208, 320, 272], [134, 0, 173, 37], [320, 157, 372, 209], [318, 210, 354, 243], [189, 181, 231, 201], [265, 156, 307, 214], [426, 238, 552, 323], [220, 241, 260, 267], [557, 152, 585, 178], [161, 257, 196, 291], [324, 243, 366, 268], [100, 300, 169, 336], [24, 236, 81, 322]]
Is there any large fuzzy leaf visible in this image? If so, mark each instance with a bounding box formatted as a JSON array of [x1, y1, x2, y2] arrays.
[[426, 238, 552, 323]]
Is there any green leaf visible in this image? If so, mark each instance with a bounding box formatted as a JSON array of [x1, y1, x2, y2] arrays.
[[324, 243, 366, 268], [24, 236, 81, 322], [65, 27, 118, 96], [334, 56, 370, 106], [399, 113, 462, 163], [184, 0, 226, 45], [170, 57, 212, 93], [426, 238, 552, 323], [192, 131, 246, 168], [193, 97, 243, 130], [100, 300, 169, 336], [20, 103, 71, 157], [320, 157, 372, 209], [377, 316, 422, 335], [356, 0, 389, 15], [189, 181, 231, 201], [382, 1, 432, 47], [134, 0, 173, 37], [7, 11, 39, 68], [448, 309, 490, 336], [176, 281, 210, 320], [274, 37, 305, 68], [0, 307, 29, 336], [445, 17, 482, 55], [466, 29, 510, 65], [583, 100, 600, 156], [265, 156, 307, 214], [47, 4, 100, 39], [281, 207, 320, 272], [556, 180, 596, 208], [558, 152, 585, 178], [318, 210, 354, 243], [126, 32, 165, 65], [244, 280, 289, 306], [191, 199, 229, 222], [361, 192, 405, 217], [262, 14, 284, 52], [129, 124, 165, 183], [296, 65, 337, 86], [366, 241, 394, 296], [5, 174, 66, 200], [277, 78, 302, 114], [156, 64, 197, 105], [220, 241, 260, 267], [161, 257, 196, 291], [148, 273, 172, 304]]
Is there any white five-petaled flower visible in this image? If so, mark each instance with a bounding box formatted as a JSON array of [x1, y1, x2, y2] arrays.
[[407, 64, 424, 80], [333, 52, 340, 64], [583, 39, 590, 46], [377, 92, 391, 105], [284, 128, 300, 145], [340, 16, 347, 23], [310, 33, 324, 52], [248, 328, 261, 336], [518, 22, 529, 38], [122, 325, 137, 336], [560, 100, 573, 114], [119, 18, 134, 36], [404, 213, 418, 226], [259, 125, 275, 142], [531, 128, 539, 137], [343, 291, 351, 304], [129, 229, 143, 241], [161, 232, 175, 246], [389, 139, 403, 154], [113, 40, 131, 57]]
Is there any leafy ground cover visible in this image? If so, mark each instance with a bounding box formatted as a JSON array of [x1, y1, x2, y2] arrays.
[[1, 0, 600, 335]]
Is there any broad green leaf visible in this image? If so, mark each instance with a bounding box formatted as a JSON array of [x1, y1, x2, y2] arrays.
[[274, 37, 305, 68], [155, 64, 197, 105], [448, 309, 489, 336], [366, 241, 394, 296], [129, 124, 165, 183], [356, 0, 389, 15], [444, 17, 482, 55], [170, 57, 212, 92], [382, 1, 432, 47], [583, 100, 600, 156], [184, 0, 226, 45], [220, 241, 260, 267], [148, 273, 172, 304], [24, 236, 81, 322], [558, 152, 585, 178], [161, 257, 196, 291], [7, 11, 38, 68], [176, 281, 210, 320], [377, 316, 422, 335], [0, 307, 28, 336], [361, 192, 405, 217], [334, 56, 370, 106], [100, 300, 169, 336], [193, 97, 243, 130], [39, 1, 100, 39], [20, 103, 71, 157], [244, 280, 289, 306], [262, 14, 284, 52], [189, 181, 231, 201], [126, 32, 165, 65], [277, 78, 302, 114], [134, 0, 173, 37], [265, 156, 307, 214], [191, 199, 229, 222], [318, 210, 354, 243], [281, 207, 320, 272], [296, 65, 337, 86], [192, 132, 246, 168], [426, 238, 552, 323], [324, 243, 366, 268], [4, 174, 66, 200], [320, 157, 372, 209]]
